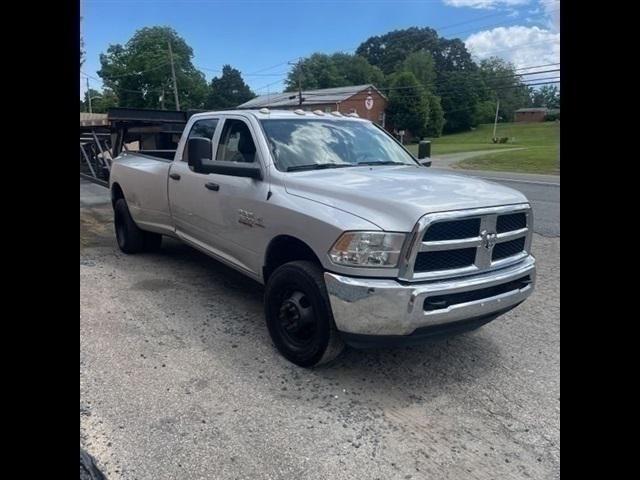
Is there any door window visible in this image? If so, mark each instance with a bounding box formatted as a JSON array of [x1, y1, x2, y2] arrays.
[[182, 118, 218, 163], [215, 119, 257, 163]]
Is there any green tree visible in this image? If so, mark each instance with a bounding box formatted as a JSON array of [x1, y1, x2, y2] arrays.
[[285, 53, 342, 91], [386, 72, 429, 139], [402, 50, 436, 90], [400, 50, 443, 136], [82, 88, 119, 113], [98, 26, 208, 110], [331, 53, 386, 87], [426, 93, 444, 137], [284, 53, 385, 91], [357, 28, 481, 133], [438, 70, 481, 133], [206, 65, 255, 109], [477, 57, 530, 123], [531, 85, 560, 109]]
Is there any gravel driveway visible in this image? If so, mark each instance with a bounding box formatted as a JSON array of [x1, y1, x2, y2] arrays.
[[80, 195, 559, 480]]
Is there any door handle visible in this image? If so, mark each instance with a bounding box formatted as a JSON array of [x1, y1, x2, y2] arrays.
[[205, 182, 220, 191], [169, 172, 181, 180]]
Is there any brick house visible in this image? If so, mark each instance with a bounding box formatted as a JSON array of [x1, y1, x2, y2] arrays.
[[514, 107, 552, 122], [237, 84, 388, 127]]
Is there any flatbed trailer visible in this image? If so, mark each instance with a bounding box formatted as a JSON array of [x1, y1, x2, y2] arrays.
[[79, 107, 203, 186]]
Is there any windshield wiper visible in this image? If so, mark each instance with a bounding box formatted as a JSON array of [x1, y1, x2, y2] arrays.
[[356, 160, 407, 166], [286, 163, 353, 172]]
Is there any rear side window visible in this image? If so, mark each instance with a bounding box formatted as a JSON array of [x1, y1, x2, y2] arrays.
[[215, 119, 257, 163], [182, 118, 218, 162]]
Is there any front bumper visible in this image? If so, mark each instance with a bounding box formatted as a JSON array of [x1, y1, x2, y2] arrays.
[[324, 255, 535, 339]]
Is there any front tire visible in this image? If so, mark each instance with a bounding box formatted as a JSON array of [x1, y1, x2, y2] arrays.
[[265, 261, 345, 367]]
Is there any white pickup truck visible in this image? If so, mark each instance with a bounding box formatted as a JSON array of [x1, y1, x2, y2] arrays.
[[109, 108, 536, 367]]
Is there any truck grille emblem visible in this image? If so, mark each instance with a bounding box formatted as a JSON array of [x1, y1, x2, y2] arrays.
[[481, 230, 498, 250]]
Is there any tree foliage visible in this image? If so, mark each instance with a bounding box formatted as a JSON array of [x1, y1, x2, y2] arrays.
[[81, 88, 119, 113], [477, 57, 530, 123], [399, 50, 444, 136], [386, 72, 429, 139], [531, 85, 560, 109], [285, 53, 384, 91], [205, 65, 255, 109], [98, 26, 208, 110], [426, 93, 444, 137], [357, 28, 484, 133]]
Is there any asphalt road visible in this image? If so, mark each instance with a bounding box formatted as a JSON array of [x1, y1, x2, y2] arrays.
[[80, 180, 560, 480]]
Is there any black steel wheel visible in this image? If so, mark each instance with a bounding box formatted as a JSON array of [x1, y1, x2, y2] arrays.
[[113, 198, 145, 253], [265, 261, 345, 367]]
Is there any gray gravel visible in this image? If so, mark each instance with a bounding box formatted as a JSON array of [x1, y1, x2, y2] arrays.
[[80, 200, 559, 480]]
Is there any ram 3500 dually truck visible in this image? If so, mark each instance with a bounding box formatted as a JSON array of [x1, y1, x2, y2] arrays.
[[109, 108, 536, 367]]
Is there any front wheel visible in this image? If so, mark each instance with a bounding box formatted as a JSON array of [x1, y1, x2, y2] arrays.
[[264, 261, 345, 367]]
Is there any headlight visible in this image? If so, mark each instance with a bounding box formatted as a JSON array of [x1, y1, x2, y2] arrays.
[[329, 232, 406, 268]]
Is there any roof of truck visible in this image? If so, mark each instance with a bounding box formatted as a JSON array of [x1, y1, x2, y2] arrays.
[[190, 108, 369, 121]]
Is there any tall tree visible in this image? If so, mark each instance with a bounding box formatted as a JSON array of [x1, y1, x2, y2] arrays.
[[284, 53, 384, 91], [358, 28, 482, 133], [330, 53, 386, 88], [477, 57, 531, 123], [437, 70, 481, 133], [206, 65, 255, 109], [531, 85, 560, 109], [400, 50, 444, 136], [426, 93, 444, 137], [356, 27, 440, 75], [98, 26, 208, 110], [82, 88, 119, 113], [386, 72, 429, 139], [402, 50, 436, 90]]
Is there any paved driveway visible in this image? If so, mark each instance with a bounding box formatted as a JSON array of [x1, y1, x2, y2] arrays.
[[80, 180, 560, 480]]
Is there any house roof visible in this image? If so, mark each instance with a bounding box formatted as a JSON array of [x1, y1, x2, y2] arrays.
[[237, 84, 385, 109]]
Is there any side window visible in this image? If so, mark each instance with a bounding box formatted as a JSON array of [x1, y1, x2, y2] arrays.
[[215, 119, 256, 163], [182, 118, 218, 162]]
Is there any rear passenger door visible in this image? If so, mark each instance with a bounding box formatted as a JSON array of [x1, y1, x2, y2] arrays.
[[168, 117, 222, 243]]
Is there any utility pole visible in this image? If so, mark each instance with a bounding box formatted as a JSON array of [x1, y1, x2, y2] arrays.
[[86, 77, 93, 113], [167, 40, 180, 111], [492, 98, 500, 140]]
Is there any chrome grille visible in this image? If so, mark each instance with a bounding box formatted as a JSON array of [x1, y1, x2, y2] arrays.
[[400, 204, 532, 281]]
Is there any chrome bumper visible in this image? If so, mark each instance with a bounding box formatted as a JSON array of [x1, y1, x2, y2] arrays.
[[324, 255, 536, 336]]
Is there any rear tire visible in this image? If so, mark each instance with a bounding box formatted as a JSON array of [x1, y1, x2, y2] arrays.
[[114, 198, 145, 253], [265, 260, 345, 367]]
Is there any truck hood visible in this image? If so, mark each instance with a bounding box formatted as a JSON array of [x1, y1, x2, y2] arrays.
[[284, 165, 528, 232]]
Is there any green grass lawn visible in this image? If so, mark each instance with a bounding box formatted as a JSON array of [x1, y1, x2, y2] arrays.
[[457, 146, 559, 175], [406, 121, 559, 174]]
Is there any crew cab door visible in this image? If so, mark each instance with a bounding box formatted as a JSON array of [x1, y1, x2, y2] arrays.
[[168, 115, 270, 277]]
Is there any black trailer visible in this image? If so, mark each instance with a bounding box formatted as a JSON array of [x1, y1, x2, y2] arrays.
[[80, 108, 203, 186]]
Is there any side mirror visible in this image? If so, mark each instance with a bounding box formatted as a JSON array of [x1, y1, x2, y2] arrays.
[[187, 137, 212, 173], [418, 140, 431, 167]]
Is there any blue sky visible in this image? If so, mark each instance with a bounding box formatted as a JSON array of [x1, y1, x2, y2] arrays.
[[80, 0, 559, 98]]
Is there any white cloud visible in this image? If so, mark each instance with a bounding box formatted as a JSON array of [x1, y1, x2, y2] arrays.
[[443, 0, 529, 9], [465, 26, 559, 78], [540, 0, 560, 32]]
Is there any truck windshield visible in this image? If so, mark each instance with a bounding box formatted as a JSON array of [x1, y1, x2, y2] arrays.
[[259, 119, 419, 172]]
